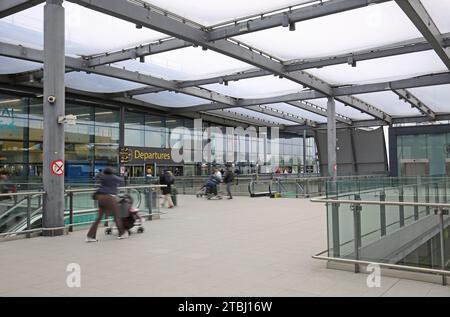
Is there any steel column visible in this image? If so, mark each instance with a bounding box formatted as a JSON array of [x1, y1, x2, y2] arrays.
[[42, 0, 65, 236], [327, 97, 337, 179]]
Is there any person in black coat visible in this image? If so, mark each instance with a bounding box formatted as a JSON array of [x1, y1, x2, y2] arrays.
[[160, 170, 175, 208], [223, 168, 234, 199]]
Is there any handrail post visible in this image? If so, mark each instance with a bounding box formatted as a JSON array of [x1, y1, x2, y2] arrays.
[[437, 208, 448, 286], [69, 191, 74, 233], [331, 202, 340, 257], [380, 191, 386, 237], [147, 187, 153, 214], [351, 203, 362, 273], [399, 186, 405, 227], [26, 194, 31, 238], [414, 184, 419, 221], [426, 183, 430, 215]]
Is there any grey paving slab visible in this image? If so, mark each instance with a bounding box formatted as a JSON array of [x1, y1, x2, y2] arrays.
[[0, 195, 448, 297]]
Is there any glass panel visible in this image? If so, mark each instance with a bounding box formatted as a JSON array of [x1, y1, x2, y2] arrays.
[[408, 84, 450, 113], [135, 91, 209, 107], [421, 0, 450, 33], [307, 51, 446, 86], [117, 48, 253, 81], [202, 76, 305, 98], [354, 91, 422, 116], [0, 57, 41, 74], [65, 72, 145, 93], [235, 2, 422, 60], [0, 3, 166, 55], [142, 0, 310, 26]]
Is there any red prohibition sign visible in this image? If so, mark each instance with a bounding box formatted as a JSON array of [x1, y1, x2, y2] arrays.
[[51, 160, 64, 176]]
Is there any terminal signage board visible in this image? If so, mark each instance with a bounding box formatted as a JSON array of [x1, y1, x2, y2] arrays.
[[119, 146, 182, 165]]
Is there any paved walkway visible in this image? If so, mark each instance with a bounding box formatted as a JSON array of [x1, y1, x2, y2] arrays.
[[0, 195, 449, 297]]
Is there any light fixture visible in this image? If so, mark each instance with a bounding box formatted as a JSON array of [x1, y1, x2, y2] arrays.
[[139, 56, 145, 63], [281, 14, 289, 27], [347, 57, 356, 67], [202, 46, 208, 51], [289, 22, 296, 31], [136, 24, 142, 29]]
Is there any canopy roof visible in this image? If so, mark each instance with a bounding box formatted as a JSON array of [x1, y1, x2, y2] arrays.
[[0, 0, 449, 129]]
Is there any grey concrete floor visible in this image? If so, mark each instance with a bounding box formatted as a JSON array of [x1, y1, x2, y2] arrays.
[[0, 195, 449, 297]]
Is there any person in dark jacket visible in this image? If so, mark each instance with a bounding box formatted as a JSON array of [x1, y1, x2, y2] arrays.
[[223, 168, 234, 199], [86, 167, 126, 242], [160, 170, 175, 208], [205, 169, 222, 199]]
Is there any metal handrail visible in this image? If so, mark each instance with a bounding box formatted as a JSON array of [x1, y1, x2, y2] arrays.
[[313, 249, 450, 276], [311, 195, 450, 209], [0, 191, 46, 197], [65, 184, 166, 193]]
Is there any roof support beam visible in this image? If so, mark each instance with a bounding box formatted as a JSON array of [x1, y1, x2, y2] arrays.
[[395, 0, 450, 70], [87, 38, 190, 67], [0, 0, 44, 18], [245, 105, 316, 127], [0, 41, 238, 106], [175, 72, 450, 115], [207, 0, 391, 40], [237, 94, 391, 123], [333, 72, 450, 95], [393, 88, 435, 119], [287, 101, 352, 125], [114, 34, 450, 98], [337, 96, 391, 123], [205, 109, 285, 128], [64, 0, 391, 121], [66, 0, 332, 95], [80, 0, 390, 67]]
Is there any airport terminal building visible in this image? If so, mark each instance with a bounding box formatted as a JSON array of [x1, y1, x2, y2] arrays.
[[0, 92, 319, 180]]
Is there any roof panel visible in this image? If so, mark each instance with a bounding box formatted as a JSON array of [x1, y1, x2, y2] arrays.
[[142, 0, 311, 27], [134, 91, 210, 107], [354, 91, 422, 117], [306, 51, 446, 86], [0, 56, 42, 74], [116, 47, 253, 81], [65, 72, 145, 93], [202, 76, 305, 98], [421, 0, 450, 33], [408, 84, 450, 113], [0, 3, 166, 56], [235, 2, 422, 60]]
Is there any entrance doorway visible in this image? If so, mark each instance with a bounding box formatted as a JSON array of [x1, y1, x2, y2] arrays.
[[400, 159, 429, 177]]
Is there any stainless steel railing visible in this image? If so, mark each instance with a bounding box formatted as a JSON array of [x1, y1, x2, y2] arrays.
[[0, 184, 167, 239], [311, 192, 450, 285]]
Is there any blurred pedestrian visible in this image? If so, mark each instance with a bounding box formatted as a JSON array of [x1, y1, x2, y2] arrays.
[[86, 167, 126, 242]]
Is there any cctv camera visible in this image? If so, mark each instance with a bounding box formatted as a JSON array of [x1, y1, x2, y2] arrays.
[[47, 95, 56, 104]]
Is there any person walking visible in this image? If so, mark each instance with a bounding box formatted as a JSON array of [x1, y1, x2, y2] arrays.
[[223, 168, 234, 200], [160, 170, 175, 208], [86, 167, 126, 242]]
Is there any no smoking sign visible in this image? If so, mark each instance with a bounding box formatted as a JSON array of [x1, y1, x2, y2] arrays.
[[51, 160, 64, 176]]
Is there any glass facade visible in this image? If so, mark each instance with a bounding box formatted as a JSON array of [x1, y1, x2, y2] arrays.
[[0, 93, 319, 180], [397, 132, 450, 176]]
